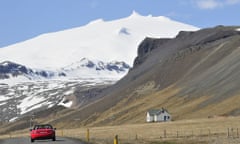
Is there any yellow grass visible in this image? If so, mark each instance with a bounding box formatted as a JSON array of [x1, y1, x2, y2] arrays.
[[57, 116, 240, 144], [1, 116, 240, 143]]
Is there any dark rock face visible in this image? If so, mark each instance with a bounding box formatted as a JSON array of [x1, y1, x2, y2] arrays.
[[134, 26, 240, 68], [85, 61, 95, 68], [79, 59, 130, 73], [0, 61, 32, 79], [0, 61, 29, 74], [0, 61, 66, 80], [106, 62, 130, 72], [134, 38, 170, 67]]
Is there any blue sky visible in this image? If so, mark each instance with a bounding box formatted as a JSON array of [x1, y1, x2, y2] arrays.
[[0, 0, 239, 48]]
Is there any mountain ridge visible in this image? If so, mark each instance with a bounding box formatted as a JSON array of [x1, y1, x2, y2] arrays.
[[0, 59, 130, 84]]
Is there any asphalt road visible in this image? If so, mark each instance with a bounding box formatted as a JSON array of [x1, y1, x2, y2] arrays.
[[0, 137, 86, 144]]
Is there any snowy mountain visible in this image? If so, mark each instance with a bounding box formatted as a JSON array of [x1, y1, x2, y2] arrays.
[[0, 11, 199, 122], [0, 11, 199, 69]]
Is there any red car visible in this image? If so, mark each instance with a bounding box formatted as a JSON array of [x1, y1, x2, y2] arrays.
[[30, 124, 56, 142]]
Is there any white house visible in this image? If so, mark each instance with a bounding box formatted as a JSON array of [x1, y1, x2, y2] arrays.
[[146, 108, 171, 122]]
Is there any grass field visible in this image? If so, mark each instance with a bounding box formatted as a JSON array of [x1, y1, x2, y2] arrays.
[[60, 117, 240, 144], [1, 115, 240, 144], [56, 116, 240, 144]]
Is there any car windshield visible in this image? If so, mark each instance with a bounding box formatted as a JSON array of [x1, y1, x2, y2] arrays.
[[34, 125, 53, 129]]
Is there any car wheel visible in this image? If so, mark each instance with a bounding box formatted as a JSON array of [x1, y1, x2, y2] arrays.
[[31, 138, 34, 143], [52, 136, 56, 141]]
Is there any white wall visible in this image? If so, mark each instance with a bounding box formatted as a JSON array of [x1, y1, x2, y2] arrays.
[[146, 112, 154, 122], [156, 111, 171, 122]]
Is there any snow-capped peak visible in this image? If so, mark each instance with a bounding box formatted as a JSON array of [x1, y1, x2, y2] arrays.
[[0, 12, 199, 69], [129, 10, 142, 18]]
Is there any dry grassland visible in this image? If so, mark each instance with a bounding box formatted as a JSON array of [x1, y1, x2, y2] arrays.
[[56, 116, 240, 144], [1, 116, 240, 144]]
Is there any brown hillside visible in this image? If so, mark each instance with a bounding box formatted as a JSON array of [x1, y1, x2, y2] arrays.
[[2, 26, 240, 132], [43, 26, 240, 127]]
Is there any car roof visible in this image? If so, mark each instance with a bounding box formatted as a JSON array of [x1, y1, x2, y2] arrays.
[[34, 124, 52, 126], [33, 124, 53, 129]]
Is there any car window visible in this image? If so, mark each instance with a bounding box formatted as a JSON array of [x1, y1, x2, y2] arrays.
[[33, 125, 52, 129], [45, 125, 52, 129]]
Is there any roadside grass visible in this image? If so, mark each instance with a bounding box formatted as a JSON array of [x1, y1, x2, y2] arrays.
[[1, 116, 240, 144], [57, 116, 240, 144]]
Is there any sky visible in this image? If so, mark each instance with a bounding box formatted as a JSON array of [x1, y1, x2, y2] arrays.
[[0, 0, 239, 48]]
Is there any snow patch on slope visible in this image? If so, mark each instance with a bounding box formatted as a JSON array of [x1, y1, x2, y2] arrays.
[[19, 96, 46, 114], [58, 98, 73, 108]]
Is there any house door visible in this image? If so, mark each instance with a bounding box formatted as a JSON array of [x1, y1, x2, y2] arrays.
[[164, 116, 167, 121]]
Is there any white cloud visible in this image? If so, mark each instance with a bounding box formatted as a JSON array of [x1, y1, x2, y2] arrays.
[[196, 0, 223, 9], [226, 0, 240, 4], [195, 0, 240, 9]]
